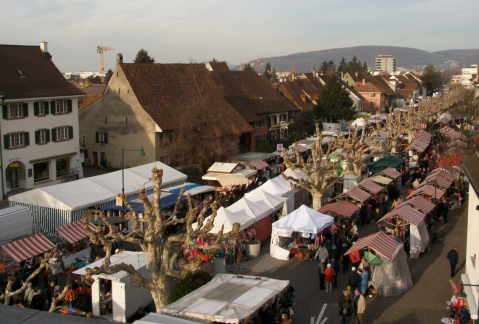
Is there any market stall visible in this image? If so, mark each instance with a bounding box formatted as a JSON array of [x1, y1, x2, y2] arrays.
[[367, 155, 404, 175], [396, 196, 436, 215], [270, 205, 334, 260], [74, 251, 152, 322], [333, 186, 371, 204], [407, 184, 445, 200], [345, 231, 413, 297], [55, 220, 97, 269], [157, 274, 289, 324], [377, 205, 429, 257], [8, 162, 187, 237], [1, 234, 55, 264]]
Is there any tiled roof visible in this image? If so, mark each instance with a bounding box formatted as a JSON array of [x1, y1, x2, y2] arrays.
[[0, 45, 84, 99], [120, 63, 253, 133], [78, 93, 102, 112], [210, 71, 299, 123]]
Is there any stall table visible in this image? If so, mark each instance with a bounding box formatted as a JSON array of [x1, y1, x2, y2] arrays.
[[62, 247, 91, 268]]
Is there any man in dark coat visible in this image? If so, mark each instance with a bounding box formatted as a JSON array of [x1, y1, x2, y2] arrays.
[[30, 288, 45, 311], [447, 247, 459, 277], [348, 267, 360, 293]]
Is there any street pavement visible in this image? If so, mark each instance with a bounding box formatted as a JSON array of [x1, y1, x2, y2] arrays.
[[223, 204, 468, 324]]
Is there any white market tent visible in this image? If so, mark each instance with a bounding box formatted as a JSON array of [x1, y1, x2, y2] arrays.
[[244, 188, 287, 212], [158, 274, 289, 324], [227, 198, 272, 221], [260, 176, 296, 214], [270, 205, 334, 260], [193, 207, 255, 234], [8, 162, 187, 237]]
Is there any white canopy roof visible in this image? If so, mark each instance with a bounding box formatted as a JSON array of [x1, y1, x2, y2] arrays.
[[74, 251, 147, 280], [158, 274, 289, 324], [227, 197, 272, 221], [244, 188, 287, 212], [8, 162, 187, 211], [272, 205, 334, 236], [282, 168, 308, 181], [260, 176, 294, 196], [205, 207, 255, 233]]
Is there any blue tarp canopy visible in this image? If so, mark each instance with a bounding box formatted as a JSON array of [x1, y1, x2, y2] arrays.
[[169, 183, 201, 194], [101, 191, 185, 213]]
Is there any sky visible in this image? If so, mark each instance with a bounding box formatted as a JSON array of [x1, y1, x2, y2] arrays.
[[2, 0, 478, 73]]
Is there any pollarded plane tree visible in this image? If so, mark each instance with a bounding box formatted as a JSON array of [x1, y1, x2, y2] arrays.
[[81, 167, 239, 309], [283, 123, 347, 210], [337, 121, 385, 178]]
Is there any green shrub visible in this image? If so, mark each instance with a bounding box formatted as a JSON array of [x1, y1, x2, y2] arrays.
[[170, 271, 212, 303]]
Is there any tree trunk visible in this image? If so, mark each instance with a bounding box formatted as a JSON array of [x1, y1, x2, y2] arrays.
[[150, 272, 169, 310], [312, 191, 324, 210]]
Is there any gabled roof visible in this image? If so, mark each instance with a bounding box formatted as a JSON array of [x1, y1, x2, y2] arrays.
[[461, 154, 479, 197], [277, 77, 322, 111], [119, 63, 253, 133], [0, 44, 84, 100], [79, 84, 106, 112], [348, 72, 395, 95], [210, 71, 299, 122]]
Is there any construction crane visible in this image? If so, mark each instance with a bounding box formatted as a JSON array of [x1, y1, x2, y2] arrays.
[[96, 45, 115, 73]]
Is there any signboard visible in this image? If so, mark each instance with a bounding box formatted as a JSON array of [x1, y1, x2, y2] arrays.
[[276, 143, 283, 153]]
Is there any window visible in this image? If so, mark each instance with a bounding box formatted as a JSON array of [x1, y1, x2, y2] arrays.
[[81, 134, 86, 145], [96, 132, 108, 144], [3, 132, 29, 149], [56, 158, 70, 177], [52, 126, 73, 142], [270, 115, 277, 125], [34, 102, 49, 116], [33, 161, 49, 183], [50, 100, 72, 115], [279, 114, 287, 122], [35, 129, 50, 144], [3, 103, 28, 120]]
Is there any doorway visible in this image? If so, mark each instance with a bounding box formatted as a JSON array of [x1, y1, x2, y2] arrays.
[[6, 161, 25, 193], [92, 151, 99, 166]]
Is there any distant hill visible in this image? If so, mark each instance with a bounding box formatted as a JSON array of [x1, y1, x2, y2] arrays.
[[236, 46, 479, 73]]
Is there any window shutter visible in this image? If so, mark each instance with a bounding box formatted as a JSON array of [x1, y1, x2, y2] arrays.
[[50, 101, 55, 115], [34, 103, 39, 116], [24, 132, 30, 146], [51, 129, 57, 142], [95, 132, 99, 143], [104, 133, 108, 144], [45, 102, 50, 115], [23, 103, 28, 117], [2, 105, 7, 119], [68, 126, 73, 139], [67, 100, 73, 113], [46, 130, 50, 143], [3, 135, 9, 149], [35, 130, 40, 144]]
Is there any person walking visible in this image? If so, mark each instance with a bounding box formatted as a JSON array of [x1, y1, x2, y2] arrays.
[[353, 289, 366, 324], [447, 247, 459, 277], [318, 258, 326, 290], [324, 263, 335, 293], [348, 267, 360, 294], [338, 290, 354, 324]]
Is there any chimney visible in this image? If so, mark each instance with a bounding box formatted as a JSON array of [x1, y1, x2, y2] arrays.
[[116, 53, 123, 65], [40, 41, 52, 58], [362, 78, 365, 86]]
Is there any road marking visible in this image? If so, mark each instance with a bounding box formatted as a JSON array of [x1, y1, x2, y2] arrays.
[[311, 303, 328, 324]]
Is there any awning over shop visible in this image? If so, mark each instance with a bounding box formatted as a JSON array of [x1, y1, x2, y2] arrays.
[[100, 191, 185, 213], [380, 167, 401, 179], [369, 175, 393, 185], [55, 220, 96, 244], [345, 231, 403, 261], [396, 196, 436, 214], [216, 174, 251, 187], [405, 130, 431, 153], [167, 183, 216, 197], [427, 168, 454, 182], [407, 185, 444, 200], [359, 179, 385, 195], [248, 159, 269, 170], [2, 234, 55, 262], [440, 126, 467, 141], [368, 155, 404, 175], [420, 173, 453, 189], [335, 186, 371, 203], [318, 201, 359, 218], [378, 205, 425, 225]]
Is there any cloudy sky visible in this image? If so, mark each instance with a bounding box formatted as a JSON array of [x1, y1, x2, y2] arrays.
[[2, 0, 478, 73]]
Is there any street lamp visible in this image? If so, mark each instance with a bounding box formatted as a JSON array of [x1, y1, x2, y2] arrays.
[[121, 147, 146, 198]]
